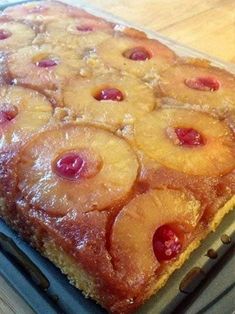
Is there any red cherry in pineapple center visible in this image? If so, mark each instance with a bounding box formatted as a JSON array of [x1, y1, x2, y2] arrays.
[[184, 76, 220, 91], [76, 25, 93, 32], [175, 127, 205, 147], [36, 59, 58, 68], [54, 153, 84, 180], [94, 88, 124, 101], [152, 224, 182, 262], [123, 47, 151, 61], [0, 29, 12, 40], [0, 106, 18, 124]]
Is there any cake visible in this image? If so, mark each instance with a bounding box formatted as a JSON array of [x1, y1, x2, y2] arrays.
[[0, 1, 234, 313]]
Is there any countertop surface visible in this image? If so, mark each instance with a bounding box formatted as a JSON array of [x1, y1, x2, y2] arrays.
[[0, 1, 235, 313]]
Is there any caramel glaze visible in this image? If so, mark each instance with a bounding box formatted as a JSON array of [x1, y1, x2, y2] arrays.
[[0, 148, 234, 313]]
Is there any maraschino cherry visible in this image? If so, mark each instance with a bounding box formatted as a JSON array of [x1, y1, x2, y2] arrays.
[[124, 47, 151, 61], [94, 88, 124, 101], [76, 25, 93, 32], [153, 224, 182, 262], [54, 153, 84, 180], [0, 107, 18, 124], [0, 29, 12, 40], [36, 59, 58, 68], [175, 127, 205, 147], [185, 76, 220, 91]]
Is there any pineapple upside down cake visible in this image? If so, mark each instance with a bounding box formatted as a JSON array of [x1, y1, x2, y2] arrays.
[[0, 1, 235, 313]]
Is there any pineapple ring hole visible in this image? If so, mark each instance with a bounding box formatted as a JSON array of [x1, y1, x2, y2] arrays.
[[123, 47, 152, 61], [52, 149, 103, 181], [166, 127, 205, 147], [0, 105, 18, 124], [93, 86, 125, 101], [33, 54, 59, 68], [184, 76, 220, 91], [152, 223, 182, 262], [0, 29, 12, 40]]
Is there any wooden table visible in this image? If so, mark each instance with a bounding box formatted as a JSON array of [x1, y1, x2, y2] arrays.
[[85, 0, 235, 64], [1, 1, 235, 313]]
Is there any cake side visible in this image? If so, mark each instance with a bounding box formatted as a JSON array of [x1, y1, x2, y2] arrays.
[[0, 196, 234, 313]]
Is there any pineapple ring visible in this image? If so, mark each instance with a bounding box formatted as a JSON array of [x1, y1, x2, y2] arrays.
[[4, 1, 94, 23], [0, 86, 53, 148], [97, 36, 176, 80], [63, 73, 156, 127], [18, 124, 139, 216], [158, 63, 235, 116], [111, 189, 201, 285], [34, 18, 112, 50], [0, 21, 35, 52], [3, 1, 76, 23], [8, 44, 83, 92], [134, 108, 235, 176]]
